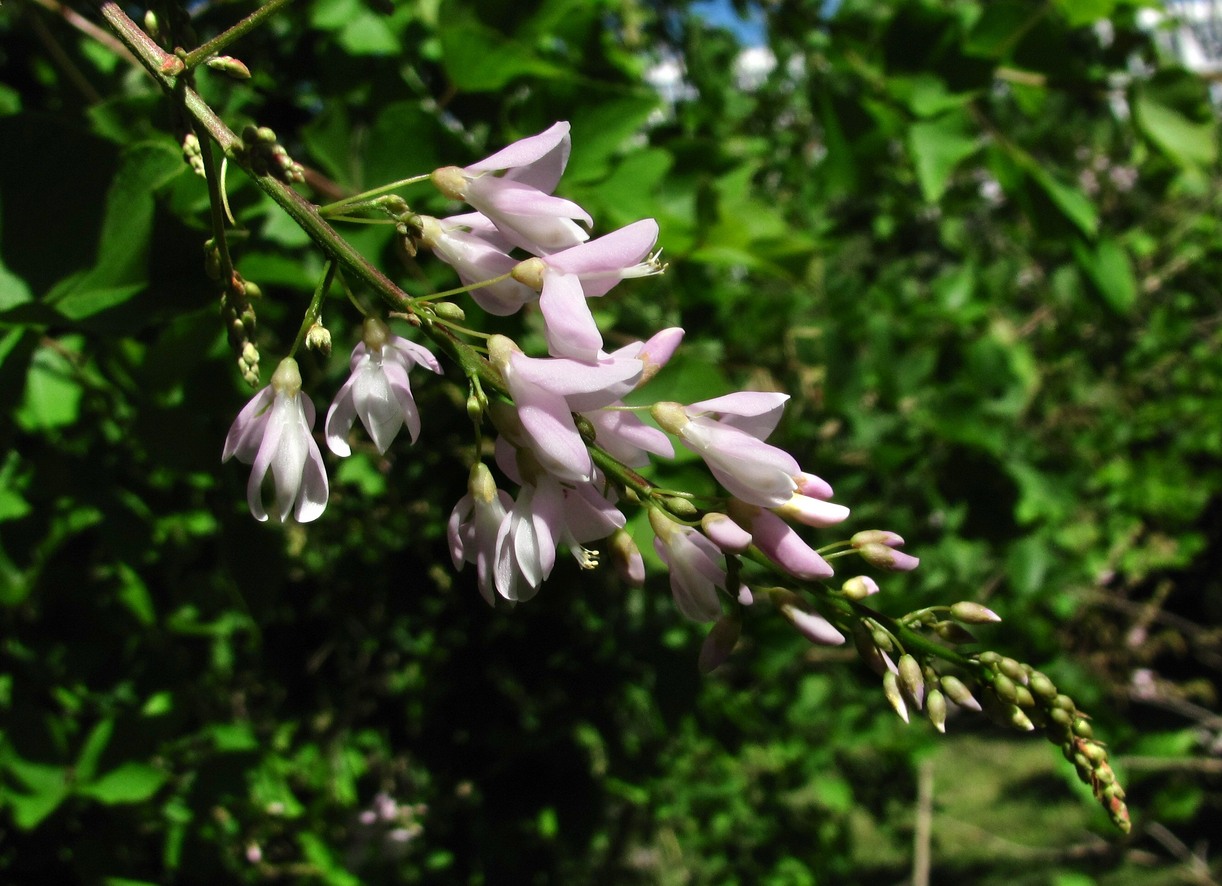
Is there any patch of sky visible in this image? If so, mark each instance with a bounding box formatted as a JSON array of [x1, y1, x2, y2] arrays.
[[690, 0, 767, 46]]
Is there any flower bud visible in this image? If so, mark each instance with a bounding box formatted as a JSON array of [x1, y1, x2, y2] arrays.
[[926, 689, 947, 733], [431, 301, 466, 323], [698, 616, 741, 674], [841, 575, 879, 600], [949, 601, 1002, 624], [852, 624, 889, 676], [609, 529, 645, 588], [1027, 671, 1057, 701], [857, 542, 919, 572], [898, 654, 925, 710], [939, 675, 982, 712], [851, 529, 905, 548], [206, 55, 252, 79], [998, 657, 1028, 684], [991, 673, 1019, 705], [883, 671, 909, 723], [701, 512, 751, 553]]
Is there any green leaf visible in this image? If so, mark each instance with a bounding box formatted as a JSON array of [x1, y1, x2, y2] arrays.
[[75, 719, 116, 784], [3, 758, 69, 829], [1025, 164, 1098, 237], [908, 112, 979, 202], [1133, 89, 1218, 169], [78, 762, 168, 805], [438, 5, 567, 91], [1073, 237, 1137, 314], [45, 141, 183, 320], [964, 2, 1040, 59], [1052, 0, 1115, 27], [890, 74, 976, 118], [566, 94, 663, 184], [115, 562, 156, 626], [0, 254, 32, 313], [15, 340, 84, 430]]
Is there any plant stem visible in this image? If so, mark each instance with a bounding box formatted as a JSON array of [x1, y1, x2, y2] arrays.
[[96, 1, 418, 321], [179, 0, 297, 69], [291, 262, 338, 356]]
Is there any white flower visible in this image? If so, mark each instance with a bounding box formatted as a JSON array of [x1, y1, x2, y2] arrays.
[[223, 357, 329, 523], [325, 318, 442, 456]]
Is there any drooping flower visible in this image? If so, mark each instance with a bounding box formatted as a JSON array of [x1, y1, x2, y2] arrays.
[[727, 500, 834, 581], [650, 509, 727, 623], [448, 463, 514, 606], [488, 335, 642, 483], [223, 356, 329, 523], [489, 440, 626, 601], [510, 219, 664, 360], [430, 122, 591, 255], [651, 392, 802, 507], [325, 317, 442, 457], [417, 213, 538, 316]]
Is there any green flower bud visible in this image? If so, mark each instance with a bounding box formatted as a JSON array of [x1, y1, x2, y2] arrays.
[[1072, 718, 1093, 739], [991, 673, 1019, 705], [432, 302, 466, 323], [1027, 670, 1057, 700], [883, 671, 909, 724], [851, 624, 889, 676], [998, 657, 1028, 684], [939, 675, 981, 712], [205, 55, 252, 79], [871, 628, 895, 654], [898, 654, 925, 710], [664, 496, 699, 520], [1008, 705, 1035, 731], [926, 689, 947, 733], [949, 601, 1002, 624], [466, 393, 483, 424]]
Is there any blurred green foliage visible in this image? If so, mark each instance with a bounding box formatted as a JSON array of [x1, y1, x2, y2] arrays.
[[1, 0, 1220, 881]]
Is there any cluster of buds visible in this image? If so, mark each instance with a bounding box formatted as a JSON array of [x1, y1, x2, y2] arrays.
[[219, 123, 1129, 830], [240, 125, 304, 183], [976, 652, 1130, 832], [182, 132, 205, 178], [206, 239, 262, 387]]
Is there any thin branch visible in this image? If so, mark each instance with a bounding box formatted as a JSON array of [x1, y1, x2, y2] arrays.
[[180, 0, 297, 69]]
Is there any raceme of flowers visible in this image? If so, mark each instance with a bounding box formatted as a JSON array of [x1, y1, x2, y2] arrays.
[[224, 121, 917, 635]]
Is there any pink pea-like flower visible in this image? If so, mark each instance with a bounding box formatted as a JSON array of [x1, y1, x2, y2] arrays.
[[650, 509, 726, 623], [652, 392, 802, 507], [325, 318, 442, 457], [430, 122, 591, 255], [511, 219, 664, 360], [449, 463, 514, 606], [223, 356, 329, 523]]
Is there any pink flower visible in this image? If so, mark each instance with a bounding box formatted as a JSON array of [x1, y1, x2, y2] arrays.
[[449, 463, 514, 606], [430, 122, 591, 255], [418, 214, 538, 316], [491, 473, 625, 603], [223, 357, 328, 523], [727, 501, 834, 581], [650, 509, 726, 622], [651, 392, 801, 507], [510, 219, 664, 360], [488, 335, 642, 483], [325, 318, 442, 456]]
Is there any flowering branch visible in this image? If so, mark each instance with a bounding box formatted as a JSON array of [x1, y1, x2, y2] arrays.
[[93, 0, 1130, 834]]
